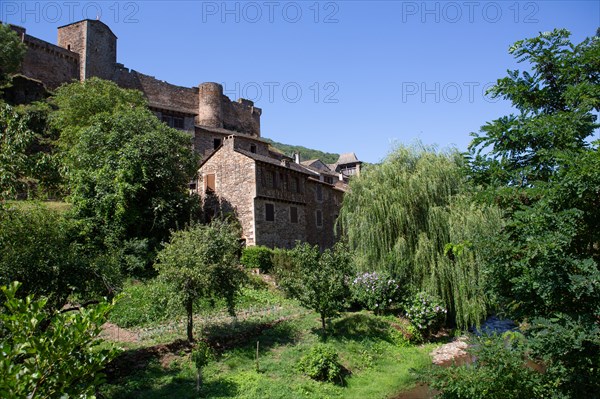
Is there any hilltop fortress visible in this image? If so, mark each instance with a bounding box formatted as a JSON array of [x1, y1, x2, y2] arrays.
[[6, 19, 361, 248]]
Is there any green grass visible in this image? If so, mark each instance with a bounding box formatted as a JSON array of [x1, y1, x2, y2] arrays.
[[2, 200, 71, 212], [101, 284, 435, 399]]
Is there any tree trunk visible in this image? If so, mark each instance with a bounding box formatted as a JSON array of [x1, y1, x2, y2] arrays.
[[196, 371, 202, 392], [187, 299, 194, 342], [321, 314, 327, 337]]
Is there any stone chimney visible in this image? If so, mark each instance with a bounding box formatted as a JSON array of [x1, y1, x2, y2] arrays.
[[294, 152, 300, 164]]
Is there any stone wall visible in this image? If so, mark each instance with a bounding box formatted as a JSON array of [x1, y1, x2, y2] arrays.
[[199, 138, 257, 245], [114, 67, 199, 115], [12, 26, 80, 90], [305, 179, 342, 249], [254, 198, 306, 249]]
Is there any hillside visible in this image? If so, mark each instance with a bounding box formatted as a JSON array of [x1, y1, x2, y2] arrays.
[[263, 138, 340, 165]]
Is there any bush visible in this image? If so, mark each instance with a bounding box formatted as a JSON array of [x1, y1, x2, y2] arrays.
[[298, 343, 344, 383], [240, 246, 273, 273], [404, 292, 447, 336], [0, 282, 119, 398], [109, 279, 182, 327], [421, 333, 546, 399], [351, 271, 401, 314]]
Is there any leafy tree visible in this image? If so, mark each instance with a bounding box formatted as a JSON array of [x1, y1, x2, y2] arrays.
[[339, 143, 503, 329], [0, 203, 122, 310], [467, 29, 600, 397], [0, 102, 61, 199], [276, 242, 351, 335], [52, 78, 201, 253], [469, 28, 600, 191], [0, 282, 119, 398], [0, 23, 26, 89], [154, 220, 246, 342]]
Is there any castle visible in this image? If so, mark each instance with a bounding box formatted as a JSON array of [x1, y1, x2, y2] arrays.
[[5, 19, 361, 248]]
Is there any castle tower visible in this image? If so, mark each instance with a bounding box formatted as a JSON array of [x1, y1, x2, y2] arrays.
[[197, 82, 224, 128], [57, 19, 117, 81]]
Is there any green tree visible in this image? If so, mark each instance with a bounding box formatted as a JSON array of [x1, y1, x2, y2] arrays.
[[0, 23, 26, 89], [467, 29, 600, 397], [276, 242, 351, 335], [0, 203, 122, 310], [339, 143, 503, 329], [0, 282, 119, 398], [52, 78, 200, 254], [0, 102, 61, 200], [154, 220, 246, 342]]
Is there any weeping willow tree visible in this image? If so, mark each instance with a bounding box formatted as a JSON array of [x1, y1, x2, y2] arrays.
[[338, 143, 503, 329]]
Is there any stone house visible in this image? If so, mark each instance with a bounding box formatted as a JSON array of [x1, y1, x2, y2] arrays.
[[4, 18, 360, 249]]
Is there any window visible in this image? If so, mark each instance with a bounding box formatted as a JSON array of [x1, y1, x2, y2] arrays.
[[250, 144, 257, 153], [290, 176, 297, 192], [316, 210, 323, 227], [213, 138, 222, 149], [265, 203, 275, 221], [162, 115, 185, 129], [204, 174, 215, 192], [316, 185, 323, 201], [271, 171, 277, 189], [290, 206, 298, 223]]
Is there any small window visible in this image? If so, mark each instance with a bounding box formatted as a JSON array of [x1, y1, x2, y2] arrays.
[[316, 185, 323, 201], [250, 144, 257, 153], [204, 174, 215, 192], [290, 206, 298, 223], [316, 210, 323, 227], [213, 138, 222, 149], [265, 203, 275, 221], [271, 171, 277, 189]]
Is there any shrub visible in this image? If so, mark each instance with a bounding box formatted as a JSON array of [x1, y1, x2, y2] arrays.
[[240, 246, 273, 273], [351, 271, 401, 314], [298, 343, 344, 383], [421, 333, 546, 399], [404, 292, 447, 336], [0, 282, 119, 398]]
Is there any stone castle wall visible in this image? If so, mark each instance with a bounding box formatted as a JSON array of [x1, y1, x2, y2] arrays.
[[9, 20, 261, 136]]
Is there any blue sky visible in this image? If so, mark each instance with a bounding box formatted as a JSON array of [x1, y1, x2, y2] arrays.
[[2, 1, 598, 162]]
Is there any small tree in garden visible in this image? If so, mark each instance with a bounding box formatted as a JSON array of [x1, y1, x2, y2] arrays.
[[192, 341, 214, 392], [276, 242, 351, 335], [154, 220, 246, 342]]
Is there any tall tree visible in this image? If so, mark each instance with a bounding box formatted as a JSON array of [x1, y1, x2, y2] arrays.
[[339, 143, 502, 329], [469, 30, 600, 397], [51, 78, 200, 252], [154, 220, 246, 342]]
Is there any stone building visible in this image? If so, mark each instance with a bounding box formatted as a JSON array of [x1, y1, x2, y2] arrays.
[[4, 18, 360, 249]]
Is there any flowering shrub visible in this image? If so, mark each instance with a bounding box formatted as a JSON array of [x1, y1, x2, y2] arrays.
[[404, 292, 447, 335], [351, 271, 401, 314]]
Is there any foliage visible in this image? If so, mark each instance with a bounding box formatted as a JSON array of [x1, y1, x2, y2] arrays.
[[469, 29, 600, 190], [109, 279, 182, 328], [276, 242, 351, 334], [0, 102, 62, 199], [154, 219, 246, 341], [526, 315, 600, 398], [422, 333, 546, 399], [298, 343, 344, 383], [51, 78, 200, 255], [403, 292, 447, 336], [0, 23, 26, 89], [339, 143, 503, 329], [350, 271, 401, 314], [240, 246, 274, 273], [467, 29, 600, 398], [262, 137, 339, 165], [0, 203, 121, 310], [0, 282, 119, 398]]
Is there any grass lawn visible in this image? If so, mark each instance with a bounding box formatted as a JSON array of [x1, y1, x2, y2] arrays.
[[100, 281, 437, 399]]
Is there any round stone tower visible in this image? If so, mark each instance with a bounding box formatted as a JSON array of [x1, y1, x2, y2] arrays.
[[197, 82, 224, 128]]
